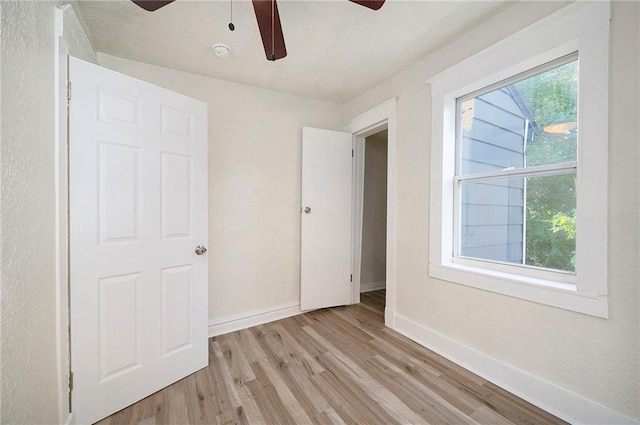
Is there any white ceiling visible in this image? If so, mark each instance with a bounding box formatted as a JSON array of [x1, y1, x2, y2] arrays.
[[74, 0, 513, 103]]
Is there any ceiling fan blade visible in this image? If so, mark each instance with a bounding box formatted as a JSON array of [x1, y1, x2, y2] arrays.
[[131, 0, 176, 12], [252, 0, 287, 61], [348, 0, 385, 11]]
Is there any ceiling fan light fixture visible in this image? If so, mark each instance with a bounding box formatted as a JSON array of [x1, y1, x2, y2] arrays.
[[130, 0, 385, 62], [212, 43, 231, 58]]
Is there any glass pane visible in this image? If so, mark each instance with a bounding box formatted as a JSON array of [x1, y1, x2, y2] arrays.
[[458, 59, 578, 175], [459, 173, 576, 272]]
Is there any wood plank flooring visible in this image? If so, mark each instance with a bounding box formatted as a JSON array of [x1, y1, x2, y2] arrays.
[[96, 291, 566, 425]]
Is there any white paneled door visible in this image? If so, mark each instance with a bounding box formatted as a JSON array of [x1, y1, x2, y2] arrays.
[[300, 127, 353, 311], [69, 57, 208, 424]]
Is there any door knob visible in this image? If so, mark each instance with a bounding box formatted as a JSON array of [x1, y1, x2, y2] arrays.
[[303, 207, 311, 214], [195, 245, 208, 255]]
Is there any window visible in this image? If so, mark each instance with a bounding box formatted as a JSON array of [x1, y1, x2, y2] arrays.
[[456, 56, 578, 275], [429, 2, 609, 317]]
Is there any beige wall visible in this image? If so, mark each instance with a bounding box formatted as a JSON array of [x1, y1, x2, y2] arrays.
[[0, 2, 60, 423], [98, 53, 343, 320], [344, 1, 640, 419], [360, 131, 387, 285]]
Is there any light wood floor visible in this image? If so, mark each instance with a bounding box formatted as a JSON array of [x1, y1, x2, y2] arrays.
[[96, 291, 566, 425]]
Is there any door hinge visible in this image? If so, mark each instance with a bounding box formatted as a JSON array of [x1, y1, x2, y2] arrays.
[[350, 274, 353, 282], [67, 81, 72, 103], [351, 149, 354, 157], [68, 371, 73, 392]]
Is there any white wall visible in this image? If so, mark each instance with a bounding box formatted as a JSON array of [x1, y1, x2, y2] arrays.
[[0, 2, 60, 423], [361, 131, 387, 286], [344, 1, 639, 420], [97, 53, 344, 321]]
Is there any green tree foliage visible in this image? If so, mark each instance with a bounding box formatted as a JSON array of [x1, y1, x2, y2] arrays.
[[524, 174, 576, 270], [512, 60, 578, 271]]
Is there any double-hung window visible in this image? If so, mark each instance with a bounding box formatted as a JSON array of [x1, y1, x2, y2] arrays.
[[429, 2, 609, 317], [456, 55, 578, 281]]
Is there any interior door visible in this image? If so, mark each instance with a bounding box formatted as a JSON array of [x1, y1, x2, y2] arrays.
[[69, 56, 208, 424], [300, 127, 353, 311]]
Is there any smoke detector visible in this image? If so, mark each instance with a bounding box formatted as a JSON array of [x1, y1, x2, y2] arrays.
[[212, 43, 231, 58]]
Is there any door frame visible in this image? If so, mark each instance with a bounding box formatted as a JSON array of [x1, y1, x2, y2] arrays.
[[54, 7, 71, 424], [344, 98, 397, 329], [54, 6, 99, 424]]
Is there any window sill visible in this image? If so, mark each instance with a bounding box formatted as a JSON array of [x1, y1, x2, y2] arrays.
[[429, 262, 608, 318]]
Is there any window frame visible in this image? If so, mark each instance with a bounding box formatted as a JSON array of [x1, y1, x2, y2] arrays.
[[428, 2, 609, 318]]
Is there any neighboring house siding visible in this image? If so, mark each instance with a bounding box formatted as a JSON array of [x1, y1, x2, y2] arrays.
[[460, 88, 527, 264]]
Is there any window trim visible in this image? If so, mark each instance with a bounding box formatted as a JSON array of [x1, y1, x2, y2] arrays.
[[428, 1, 609, 318]]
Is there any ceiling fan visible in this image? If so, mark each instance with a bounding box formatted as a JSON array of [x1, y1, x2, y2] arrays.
[[131, 0, 385, 61]]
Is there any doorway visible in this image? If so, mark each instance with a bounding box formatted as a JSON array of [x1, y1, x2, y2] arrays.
[[345, 98, 396, 327], [360, 130, 388, 299]]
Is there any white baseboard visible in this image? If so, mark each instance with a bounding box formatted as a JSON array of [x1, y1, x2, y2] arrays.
[[394, 314, 638, 425], [384, 307, 395, 329], [360, 280, 386, 293], [208, 301, 301, 338]]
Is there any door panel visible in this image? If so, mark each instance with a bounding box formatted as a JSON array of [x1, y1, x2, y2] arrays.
[[161, 153, 192, 238], [99, 273, 141, 380], [161, 265, 193, 356], [300, 127, 353, 311], [98, 142, 141, 243], [69, 56, 208, 424]]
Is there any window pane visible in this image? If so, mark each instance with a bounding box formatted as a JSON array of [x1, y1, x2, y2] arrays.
[[459, 173, 576, 272], [524, 173, 576, 272], [458, 59, 578, 175]]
